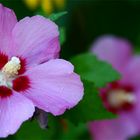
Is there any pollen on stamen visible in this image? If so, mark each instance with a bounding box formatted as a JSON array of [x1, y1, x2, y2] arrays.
[[107, 90, 135, 108], [2, 56, 21, 77], [101, 82, 135, 113]]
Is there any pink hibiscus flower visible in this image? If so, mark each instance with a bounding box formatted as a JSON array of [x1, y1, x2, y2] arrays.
[[0, 4, 83, 138], [89, 35, 140, 140]]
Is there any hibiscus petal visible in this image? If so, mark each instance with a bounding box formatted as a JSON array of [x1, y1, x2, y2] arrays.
[[88, 115, 138, 140], [131, 90, 140, 131], [91, 35, 132, 72], [0, 4, 17, 54], [0, 92, 35, 138], [26, 59, 74, 75], [23, 59, 84, 115], [121, 56, 140, 89], [12, 15, 60, 66]]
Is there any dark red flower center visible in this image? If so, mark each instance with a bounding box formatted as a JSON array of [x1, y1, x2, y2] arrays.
[[0, 53, 30, 98], [101, 82, 135, 114], [0, 86, 12, 98], [0, 52, 8, 69], [18, 57, 26, 75], [13, 76, 30, 92]]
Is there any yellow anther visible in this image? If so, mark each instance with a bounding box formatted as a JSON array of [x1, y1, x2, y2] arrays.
[[2, 57, 21, 77], [108, 90, 135, 108]]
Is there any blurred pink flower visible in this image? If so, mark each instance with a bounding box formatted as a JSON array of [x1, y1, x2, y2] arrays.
[[0, 4, 83, 137], [89, 35, 140, 140]]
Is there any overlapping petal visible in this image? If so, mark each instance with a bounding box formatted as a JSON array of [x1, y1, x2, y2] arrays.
[[0, 4, 17, 55], [92, 35, 132, 72], [12, 15, 60, 66], [0, 92, 35, 137], [88, 115, 138, 140], [23, 59, 84, 115], [121, 56, 140, 89]]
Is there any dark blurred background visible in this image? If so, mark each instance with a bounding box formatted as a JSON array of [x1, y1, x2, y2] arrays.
[[1, 0, 140, 58]]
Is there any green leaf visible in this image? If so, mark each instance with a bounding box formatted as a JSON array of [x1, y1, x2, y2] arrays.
[[129, 135, 140, 140], [14, 121, 49, 140], [59, 27, 66, 45], [13, 115, 89, 140], [61, 81, 116, 124], [70, 53, 120, 88], [49, 11, 67, 21], [59, 120, 90, 140], [13, 116, 62, 140]]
